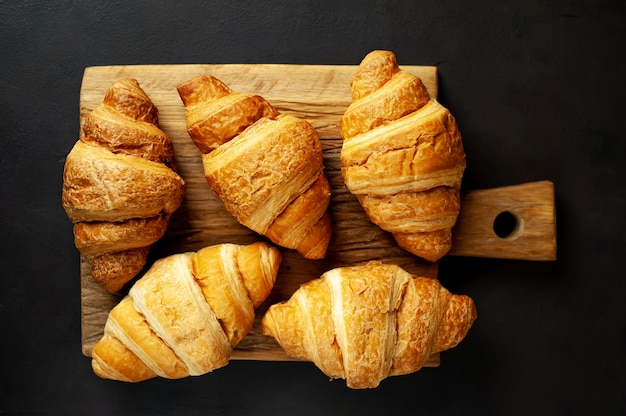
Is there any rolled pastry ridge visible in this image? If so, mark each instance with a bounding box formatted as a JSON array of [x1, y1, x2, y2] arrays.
[[340, 50, 466, 262], [62, 78, 185, 291], [91, 242, 282, 382], [177, 75, 332, 259], [262, 261, 477, 389]]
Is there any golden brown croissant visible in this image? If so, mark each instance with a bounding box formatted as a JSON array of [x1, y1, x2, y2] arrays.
[[62, 78, 185, 292], [262, 261, 476, 389], [177, 76, 332, 259], [340, 50, 466, 262], [91, 242, 282, 382]]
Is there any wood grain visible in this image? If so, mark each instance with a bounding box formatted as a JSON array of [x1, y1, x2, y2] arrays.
[[78, 63, 441, 363], [77, 64, 555, 366], [449, 181, 557, 260]]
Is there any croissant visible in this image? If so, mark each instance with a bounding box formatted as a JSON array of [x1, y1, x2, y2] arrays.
[[177, 76, 332, 259], [91, 241, 282, 382], [262, 261, 476, 389], [340, 50, 466, 262], [62, 79, 185, 292]]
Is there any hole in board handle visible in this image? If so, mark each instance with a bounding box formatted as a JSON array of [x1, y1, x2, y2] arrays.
[[493, 211, 524, 239]]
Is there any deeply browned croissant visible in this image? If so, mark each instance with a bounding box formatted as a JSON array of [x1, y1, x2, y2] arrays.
[[340, 50, 466, 262], [262, 261, 476, 389], [91, 242, 282, 382], [62, 78, 185, 292], [177, 76, 332, 260]]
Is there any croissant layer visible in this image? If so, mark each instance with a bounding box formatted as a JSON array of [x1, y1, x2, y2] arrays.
[[63, 141, 184, 223], [91, 242, 282, 382], [262, 261, 476, 389], [340, 50, 465, 262], [62, 79, 185, 292], [177, 75, 332, 259]]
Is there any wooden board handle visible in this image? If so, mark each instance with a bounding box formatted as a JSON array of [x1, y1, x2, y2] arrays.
[[449, 181, 557, 260]]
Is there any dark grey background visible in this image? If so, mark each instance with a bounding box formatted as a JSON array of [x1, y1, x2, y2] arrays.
[[2, 0, 625, 414]]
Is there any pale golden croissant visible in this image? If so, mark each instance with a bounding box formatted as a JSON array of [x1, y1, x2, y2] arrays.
[[91, 242, 282, 382], [62, 79, 185, 292], [177, 76, 332, 260], [262, 261, 476, 389], [340, 50, 466, 262]]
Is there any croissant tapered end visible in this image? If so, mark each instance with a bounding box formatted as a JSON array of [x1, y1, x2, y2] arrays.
[[176, 75, 233, 107], [349, 50, 400, 101], [92, 296, 187, 382], [261, 277, 346, 380], [82, 78, 177, 166], [91, 242, 282, 382], [88, 247, 150, 293], [340, 50, 465, 263], [176, 75, 279, 153], [63, 79, 185, 292], [393, 229, 452, 264], [102, 78, 159, 124], [431, 292, 477, 354], [262, 261, 477, 389], [264, 174, 332, 260], [92, 334, 157, 383], [293, 211, 332, 260]]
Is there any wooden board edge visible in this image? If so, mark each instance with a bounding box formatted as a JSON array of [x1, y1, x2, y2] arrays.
[[449, 180, 557, 260], [80, 63, 439, 107], [77, 62, 443, 364]]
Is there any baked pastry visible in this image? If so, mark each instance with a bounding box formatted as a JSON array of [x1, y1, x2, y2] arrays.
[[62, 78, 185, 292], [340, 50, 466, 262], [177, 76, 332, 259], [262, 261, 476, 389], [91, 242, 282, 382]]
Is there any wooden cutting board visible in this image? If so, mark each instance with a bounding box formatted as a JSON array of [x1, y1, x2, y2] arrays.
[[77, 64, 556, 365]]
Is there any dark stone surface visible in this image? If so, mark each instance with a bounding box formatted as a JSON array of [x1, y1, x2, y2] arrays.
[[2, 0, 625, 414]]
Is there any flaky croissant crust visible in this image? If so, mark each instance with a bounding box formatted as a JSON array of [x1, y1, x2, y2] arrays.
[[62, 78, 185, 292], [340, 50, 466, 262], [177, 75, 332, 260], [262, 261, 477, 389], [91, 242, 282, 382]]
